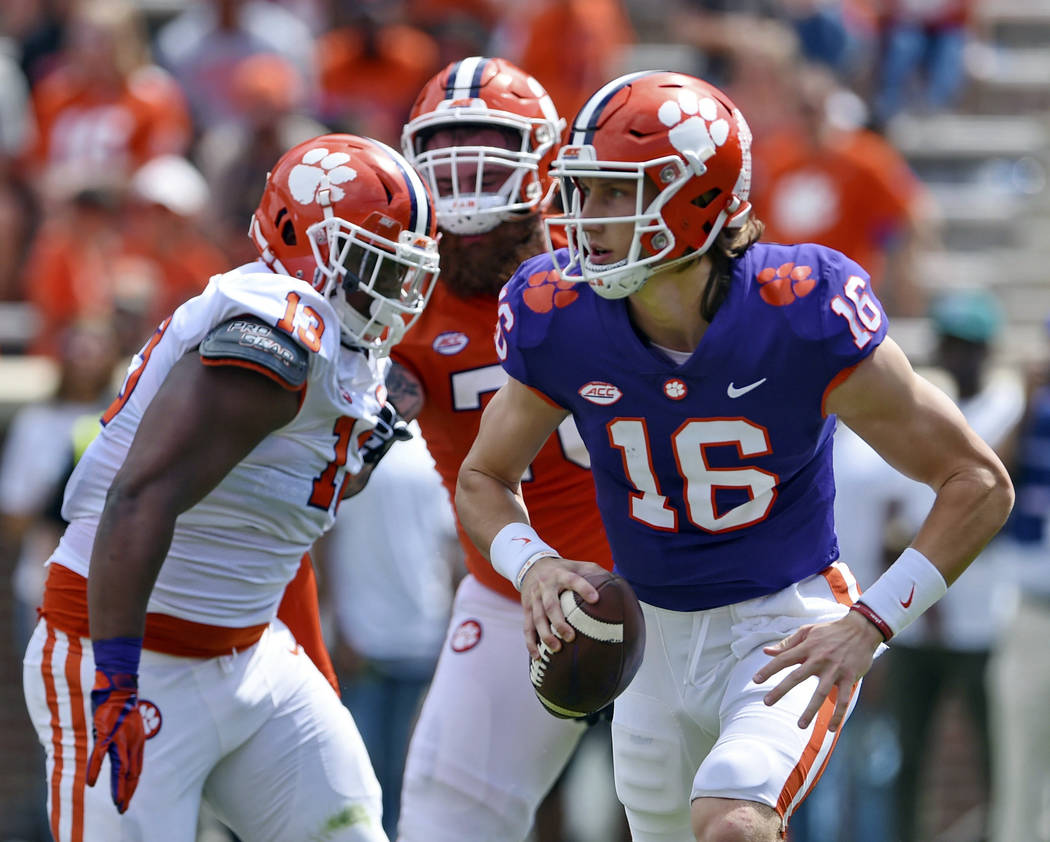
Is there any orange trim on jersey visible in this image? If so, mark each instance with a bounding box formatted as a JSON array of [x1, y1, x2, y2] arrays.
[[65, 634, 86, 842], [523, 382, 565, 410], [199, 355, 307, 392], [42, 625, 63, 840], [821, 363, 861, 418], [821, 564, 855, 607], [41, 564, 268, 657]]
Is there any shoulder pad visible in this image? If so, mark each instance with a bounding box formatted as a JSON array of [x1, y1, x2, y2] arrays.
[[199, 315, 309, 389]]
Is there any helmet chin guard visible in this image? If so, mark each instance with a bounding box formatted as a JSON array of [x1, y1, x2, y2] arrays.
[[308, 213, 439, 355]]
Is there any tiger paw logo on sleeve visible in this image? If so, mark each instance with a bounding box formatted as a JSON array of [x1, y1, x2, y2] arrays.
[[756, 263, 816, 307], [522, 270, 579, 314]]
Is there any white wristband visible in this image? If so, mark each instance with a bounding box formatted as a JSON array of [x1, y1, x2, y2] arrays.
[[852, 547, 947, 640], [489, 523, 560, 591]]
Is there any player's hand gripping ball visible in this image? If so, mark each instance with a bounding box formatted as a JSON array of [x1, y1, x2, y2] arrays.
[[530, 570, 645, 719]]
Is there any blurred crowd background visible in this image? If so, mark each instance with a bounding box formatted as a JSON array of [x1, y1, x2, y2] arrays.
[[0, 1, 1048, 841]]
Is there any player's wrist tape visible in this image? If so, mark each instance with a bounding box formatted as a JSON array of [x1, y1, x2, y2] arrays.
[[851, 547, 947, 641], [489, 523, 560, 591], [92, 636, 143, 677]]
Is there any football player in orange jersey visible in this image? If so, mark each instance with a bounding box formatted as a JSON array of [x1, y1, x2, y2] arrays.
[[391, 57, 620, 842]]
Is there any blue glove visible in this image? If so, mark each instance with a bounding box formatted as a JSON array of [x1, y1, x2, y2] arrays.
[[86, 637, 145, 814]]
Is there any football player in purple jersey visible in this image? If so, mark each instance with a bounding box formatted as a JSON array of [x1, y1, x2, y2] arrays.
[[455, 70, 1013, 842]]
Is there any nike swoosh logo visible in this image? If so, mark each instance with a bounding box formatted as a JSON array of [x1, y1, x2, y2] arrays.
[[727, 378, 767, 398], [900, 585, 915, 609]]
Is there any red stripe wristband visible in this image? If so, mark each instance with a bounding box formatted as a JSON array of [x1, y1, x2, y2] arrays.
[[850, 602, 893, 642]]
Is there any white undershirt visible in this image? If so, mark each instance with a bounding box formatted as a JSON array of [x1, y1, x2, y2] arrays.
[[650, 342, 693, 365]]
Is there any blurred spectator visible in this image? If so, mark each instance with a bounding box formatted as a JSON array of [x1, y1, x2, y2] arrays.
[[21, 177, 130, 356], [123, 154, 227, 323], [320, 424, 461, 839], [316, 1, 440, 145], [0, 37, 38, 303], [196, 52, 328, 265], [871, 0, 976, 128], [154, 0, 317, 133], [0, 319, 119, 650], [0, 318, 119, 842], [407, 0, 496, 67], [667, 1, 870, 87], [745, 59, 937, 315], [495, 0, 635, 124], [782, 0, 866, 74], [24, 0, 191, 191], [887, 288, 1024, 842], [4, 0, 74, 86], [987, 321, 1050, 842], [22, 154, 222, 358]]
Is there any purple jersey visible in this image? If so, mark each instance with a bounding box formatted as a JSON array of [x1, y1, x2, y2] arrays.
[[496, 242, 888, 610]]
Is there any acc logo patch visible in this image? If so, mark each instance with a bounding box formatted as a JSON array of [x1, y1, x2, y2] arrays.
[[137, 700, 163, 739], [663, 378, 688, 400], [433, 331, 469, 355], [450, 619, 482, 653], [579, 381, 623, 406]]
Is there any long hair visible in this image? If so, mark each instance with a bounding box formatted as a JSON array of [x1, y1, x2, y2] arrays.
[[701, 216, 765, 322]]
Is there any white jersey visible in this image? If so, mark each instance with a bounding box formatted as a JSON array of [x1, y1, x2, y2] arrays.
[[50, 262, 390, 627]]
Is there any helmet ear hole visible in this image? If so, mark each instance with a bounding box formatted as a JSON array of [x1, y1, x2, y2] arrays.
[[692, 188, 722, 209], [273, 208, 297, 246]]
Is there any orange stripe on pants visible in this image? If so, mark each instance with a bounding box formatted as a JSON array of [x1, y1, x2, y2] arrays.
[[42, 625, 63, 840], [42, 627, 90, 842], [64, 635, 86, 842], [776, 564, 860, 819]]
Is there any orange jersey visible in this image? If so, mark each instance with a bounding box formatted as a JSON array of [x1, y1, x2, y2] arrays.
[[27, 64, 191, 175], [750, 127, 920, 290], [392, 283, 612, 602], [277, 554, 340, 696]]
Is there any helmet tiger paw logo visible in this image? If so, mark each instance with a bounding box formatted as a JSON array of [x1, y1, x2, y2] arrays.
[[523, 270, 579, 314], [658, 91, 731, 172], [288, 148, 358, 206], [756, 263, 816, 306]]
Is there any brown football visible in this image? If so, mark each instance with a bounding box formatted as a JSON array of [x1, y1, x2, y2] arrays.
[[529, 570, 646, 719]]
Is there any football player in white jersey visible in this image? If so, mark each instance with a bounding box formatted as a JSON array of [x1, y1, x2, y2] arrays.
[[22, 133, 439, 842]]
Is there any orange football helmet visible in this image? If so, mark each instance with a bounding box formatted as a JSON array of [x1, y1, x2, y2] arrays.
[[547, 71, 753, 299], [250, 133, 439, 354], [401, 56, 565, 235]]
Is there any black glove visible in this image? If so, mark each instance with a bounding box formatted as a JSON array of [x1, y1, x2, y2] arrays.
[[359, 402, 412, 466]]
